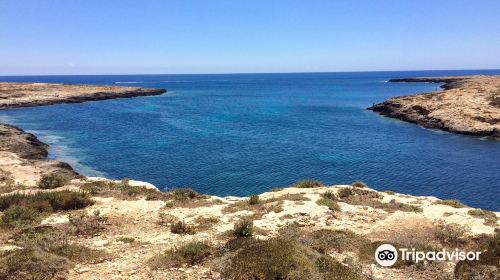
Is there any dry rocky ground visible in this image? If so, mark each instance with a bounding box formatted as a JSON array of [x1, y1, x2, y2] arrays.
[[369, 75, 500, 139]]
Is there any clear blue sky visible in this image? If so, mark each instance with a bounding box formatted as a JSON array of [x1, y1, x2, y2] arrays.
[[1, 0, 499, 75]]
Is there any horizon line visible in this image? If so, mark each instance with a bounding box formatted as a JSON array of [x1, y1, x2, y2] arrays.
[[1, 68, 500, 77]]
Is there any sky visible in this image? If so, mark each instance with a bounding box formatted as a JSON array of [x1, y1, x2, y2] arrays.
[[1, 0, 500, 75]]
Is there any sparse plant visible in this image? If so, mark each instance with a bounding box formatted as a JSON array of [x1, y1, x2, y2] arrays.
[[468, 209, 498, 226], [68, 210, 106, 236], [193, 216, 220, 231], [338, 187, 354, 199], [148, 241, 212, 269], [316, 198, 341, 212], [157, 212, 179, 226], [233, 217, 253, 237], [248, 195, 260, 205], [170, 220, 194, 234], [0, 190, 93, 212], [321, 190, 337, 200], [0, 249, 70, 280]]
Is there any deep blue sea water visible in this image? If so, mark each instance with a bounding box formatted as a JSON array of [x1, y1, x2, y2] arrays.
[[1, 70, 499, 210]]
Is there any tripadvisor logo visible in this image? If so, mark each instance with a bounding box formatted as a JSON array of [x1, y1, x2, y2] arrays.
[[375, 244, 482, 267]]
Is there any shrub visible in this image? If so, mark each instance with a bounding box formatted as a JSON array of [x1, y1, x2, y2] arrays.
[[248, 195, 260, 205], [293, 180, 322, 188], [304, 229, 370, 254], [435, 223, 469, 248], [38, 173, 70, 189], [272, 187, 284, 192], [0, 190, 93, 212], [1, 205, 41, 227], [352, 181, 368, 188], [233, 217, 253, 237], [338, 187, 354, 199], [436, 199, 467, 208], [170, 220, 194, 234], [220, 237, 363, 280], [149, 241, 211, 269], [68, 210, 106, 236], [0, 249, 69, 280], [321, 190, 337, 200], [316, 198, 341, 212], [171, 188, 200, 200], [454, 232, 499, 279]]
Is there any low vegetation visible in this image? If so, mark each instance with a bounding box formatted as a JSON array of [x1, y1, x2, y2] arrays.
[[336, 187, 422, 213], [0, 225, 109, 279], [170, 220, 195, 234], [454, 231, 499, 280], [38, 173, 70, 189], [316, 198, 340, 212], [233, 217, 253, 237], [435, 199, 467, 208], [148, 241, 212, 269], [468, 209, 498, 226], [435, 222, 469, 248], [248, 195, 260, 205], [0, 190, 93, 227], [68, 209, 107, 236], [220, 237, 363, 280], [293, 179, 322, 188]]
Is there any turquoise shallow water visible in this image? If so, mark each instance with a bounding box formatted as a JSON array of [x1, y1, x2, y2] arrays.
[[1, 71, 499, 210]]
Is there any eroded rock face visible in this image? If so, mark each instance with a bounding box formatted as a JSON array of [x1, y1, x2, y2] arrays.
[[368, 75, 500, 139]]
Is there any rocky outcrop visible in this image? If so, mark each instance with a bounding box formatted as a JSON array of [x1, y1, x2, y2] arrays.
[[0, 82, 166, 109], [368, 75, 500, 139]]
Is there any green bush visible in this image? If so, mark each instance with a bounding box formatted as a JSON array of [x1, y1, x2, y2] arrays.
[[436, 199, 467, 208], [38, 173, 70, 189], [316, 198, 341, 212], [293, 180, 322, 188], [351, 181, 368, 188], [248, 195, 260, 205], [321, 191, 337, 200], [220, 237, 363, 280], [1, 205, 41, 227], [233, 217, 253, 237], [149, 241, 212, 269], [0, 249, 70, 280], [0, 190, 93, 212]]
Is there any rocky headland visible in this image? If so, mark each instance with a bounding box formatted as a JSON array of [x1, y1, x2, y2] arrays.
[[0, 81, 498, 280], [368, 75, 500, 139], [0, 82, 166, 109]]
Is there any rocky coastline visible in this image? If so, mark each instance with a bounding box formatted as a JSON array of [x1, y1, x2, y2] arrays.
[[0, 81, 498, 280], [368, 75, 500, 139]]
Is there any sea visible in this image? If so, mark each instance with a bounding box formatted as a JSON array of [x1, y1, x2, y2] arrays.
[[1, 70, 499, 210]]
